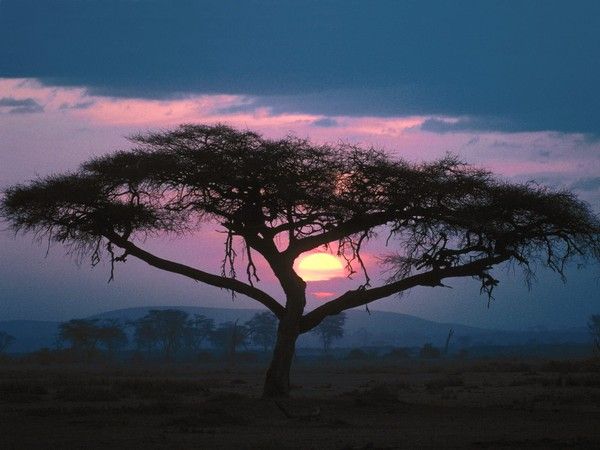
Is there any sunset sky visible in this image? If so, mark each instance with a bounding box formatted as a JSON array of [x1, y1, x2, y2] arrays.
[[1, 1, 599, 329]]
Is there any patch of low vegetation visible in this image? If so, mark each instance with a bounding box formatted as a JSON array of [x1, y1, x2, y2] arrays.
[[385, 347, 412, 359], [54, 385, 121, 402], [425, 375, 465, 391], [0, 381, 49, 403]]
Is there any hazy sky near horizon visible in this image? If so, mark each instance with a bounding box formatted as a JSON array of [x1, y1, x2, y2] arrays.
[[0, 0, 599, 330]]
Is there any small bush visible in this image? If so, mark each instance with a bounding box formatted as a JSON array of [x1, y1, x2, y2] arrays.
[[55, 385, 120, 402], [346, 349, 369, 360], [425, 375, 464, 390], [419, 343, 441, 359], [386, 347, 411, 359]]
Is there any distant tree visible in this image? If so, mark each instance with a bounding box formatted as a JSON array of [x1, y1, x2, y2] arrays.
[[386, 347, 411, 359], [183, 314, 215, 352], [588, 315, 600, 353], [132, 317, 158, 353], [3, 124, 599, 396], [419, 342, 441, 359], [312, 312, 346, 353], [59, 319, 102, 359], [246, 311, 277, 352], [132, 310, 188, 359], [346, 348, 369, 360], [0, 331, 15, 354], [210, 320, 249, 359], [97, 319, 128, 356], [444, 328, 454, 354]]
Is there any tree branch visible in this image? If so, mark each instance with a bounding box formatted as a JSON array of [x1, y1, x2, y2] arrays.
[[299, 254, 509, 332], [102, 230, 285, 318], [284, 212, 391, 259]]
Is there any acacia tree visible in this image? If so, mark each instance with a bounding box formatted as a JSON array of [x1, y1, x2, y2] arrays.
[[312, 312, 346, 353], [184, 314, 215, 352], [59, 319, 102, 360], [97, 319, 128, 357], [132, 310, 188, 359], [2, 124, 599, 396], [210, 320, 250, 359], [246, 311, 278, 352]]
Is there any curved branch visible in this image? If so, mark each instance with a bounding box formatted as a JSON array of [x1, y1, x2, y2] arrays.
[[300, 254, 509, 332], [284, 212, 391, 259], [102, 230, 285, 318]]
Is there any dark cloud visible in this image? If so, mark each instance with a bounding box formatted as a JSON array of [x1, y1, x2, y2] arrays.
[[491, 140, 522, 150], [571, 177, 600, 192], [1, 0, 599, 133], [538, 150, 552, 158], [58, 101, 95, 111], [420, 117, 515, 133], [312, 117, 338, 128], [0, 97, 43, 113], [212, 103, 258, 115]]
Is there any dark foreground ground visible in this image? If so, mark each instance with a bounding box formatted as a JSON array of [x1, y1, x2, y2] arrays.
[[1, 358, 600, 449]]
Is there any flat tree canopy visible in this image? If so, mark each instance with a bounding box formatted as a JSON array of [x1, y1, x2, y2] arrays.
[[2, 124, 599, 396]]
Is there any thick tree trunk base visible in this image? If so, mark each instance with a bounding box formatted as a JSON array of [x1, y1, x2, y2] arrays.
[[262, 327, 298, 398]]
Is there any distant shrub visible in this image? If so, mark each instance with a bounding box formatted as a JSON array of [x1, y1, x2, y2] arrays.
[[386, 347, 411, 359], [346, 348, 369, 360], [195, 350, 216, 363], [425, 375, 464, 390], [21, 348, 83, 364], [234, 351, 259, 363], [419, 343, 441, 359], [455, 349, 469, 359], [55, 385, 120, 402]]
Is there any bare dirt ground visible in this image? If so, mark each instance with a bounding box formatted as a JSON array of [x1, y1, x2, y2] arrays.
[[1, 358, 600, 449]]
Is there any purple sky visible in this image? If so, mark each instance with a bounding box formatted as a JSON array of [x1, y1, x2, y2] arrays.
[[1, 1, 599, 329]]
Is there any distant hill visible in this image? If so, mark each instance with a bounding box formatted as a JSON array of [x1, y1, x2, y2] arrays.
[[0, 306, 590, 353]]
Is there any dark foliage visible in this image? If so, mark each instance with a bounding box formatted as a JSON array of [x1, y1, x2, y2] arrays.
[[312, 313, 346, 353], [131, 309, 188, 359], [245, 312, 277, 352], [589, 315, 600, 353], [0, 331, 15, 354], [210, 320, 250, 359], [183, 314, 215, 352], [58, 319, 126, 360], [420, 343, 441, 359]]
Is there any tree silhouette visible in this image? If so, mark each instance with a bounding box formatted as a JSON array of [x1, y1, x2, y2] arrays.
[[312, 312, 346, 353], [588, 315, 600, 353], [0, 331, 15, 354], [59, 319, 102, 360], [2, 124, 599, 396], [97, 319, 128, 357], [420, 342, 441, 359], [184, 314, 215, 352], [246, 311, 277, 352], [132, 309, 188, 359], [210, 320, 249, 359]]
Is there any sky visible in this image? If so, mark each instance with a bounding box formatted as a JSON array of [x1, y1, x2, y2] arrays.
[[0, 0, 599, 330]]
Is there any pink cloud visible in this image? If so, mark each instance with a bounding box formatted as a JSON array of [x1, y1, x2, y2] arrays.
[[312, 291, 337, 299]]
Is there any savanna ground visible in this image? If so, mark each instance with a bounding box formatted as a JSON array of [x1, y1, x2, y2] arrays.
[[1, 358, 600, 449]]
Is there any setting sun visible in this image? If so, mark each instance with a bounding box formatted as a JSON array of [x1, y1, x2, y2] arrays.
[[295, 252, 345, 281]]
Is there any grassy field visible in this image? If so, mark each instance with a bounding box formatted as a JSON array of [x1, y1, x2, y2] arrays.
[[1, 358, 600, 449]]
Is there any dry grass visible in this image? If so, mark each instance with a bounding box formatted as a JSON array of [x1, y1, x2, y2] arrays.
[[0, 358, 599, 448]]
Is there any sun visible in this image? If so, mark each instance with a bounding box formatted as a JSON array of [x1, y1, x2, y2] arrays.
[[295, 252, 345, 281]]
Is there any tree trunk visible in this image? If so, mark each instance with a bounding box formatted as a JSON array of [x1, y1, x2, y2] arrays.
[[262, 317, 299, 397], [261, 259, 306, 398]]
